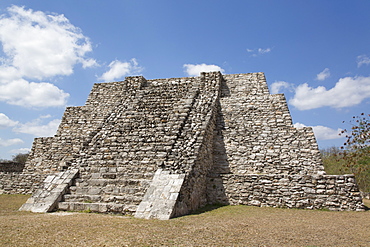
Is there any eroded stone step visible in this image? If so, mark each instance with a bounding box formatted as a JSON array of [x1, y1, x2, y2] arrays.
[[81, 172, 155, 180], [63, 194, 143, 204], [57, 202, 137, 214], [68, 185, 146, 197], [75, 178, 151, 187]]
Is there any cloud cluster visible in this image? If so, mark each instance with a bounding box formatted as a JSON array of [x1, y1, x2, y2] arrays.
[[289, 76, 370, 110], [0, 113, 18, 128], [246, 48, 272, 57], [1, 111, 60, 136], [14, 117, 61, 137], [316, 68, 330, 81], [294, 122, 342, 140], [183, 63, 224, 77], [0, 137, 24, 147], [0, 112, 59, 152], [99, 59, 143, 82], [9, 147, 31, 154], [357, 55, 370, 67], [270, 81, 293, 94], [0, 79, 70, 107], [0, 6, 96, 107]]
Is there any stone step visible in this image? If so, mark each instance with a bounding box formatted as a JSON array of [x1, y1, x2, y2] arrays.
[[77, 172, 155, 180], [68, 185, 146, 197], [63, 194, 143, 204], [57, 202, 137, 215], [75, 178, 151, 187]]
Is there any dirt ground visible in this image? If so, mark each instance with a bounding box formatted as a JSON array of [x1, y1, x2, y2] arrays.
[[0, 195, 369, 247]]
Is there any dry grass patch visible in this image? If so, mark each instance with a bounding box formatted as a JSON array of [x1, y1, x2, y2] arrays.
[[1, 195, 369, 246]]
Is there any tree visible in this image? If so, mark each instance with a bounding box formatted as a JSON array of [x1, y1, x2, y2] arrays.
[[320, 146, 348, 175], [340, 113, 370, 192], [12, 152, 29, 165]]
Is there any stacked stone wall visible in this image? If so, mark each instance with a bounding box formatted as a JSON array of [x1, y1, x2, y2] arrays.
[[220, 174, 363, 211], [206, 72, 364, 212], [218, 73, 324, 175], [0, 173, 44, 194]]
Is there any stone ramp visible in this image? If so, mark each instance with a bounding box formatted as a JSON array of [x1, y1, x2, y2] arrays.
[[134, 169, 185, 220], [19, 169, 79, 213]]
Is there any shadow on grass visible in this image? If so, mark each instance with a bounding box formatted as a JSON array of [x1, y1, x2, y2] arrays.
[[188, 203, 228, 216], [362, 199, 370, 211]]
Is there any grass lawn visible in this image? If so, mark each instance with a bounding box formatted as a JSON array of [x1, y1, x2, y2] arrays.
[[0, 195, 369, 246]]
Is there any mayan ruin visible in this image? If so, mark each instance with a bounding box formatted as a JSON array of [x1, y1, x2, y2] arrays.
[[0, 72, 365, 219]]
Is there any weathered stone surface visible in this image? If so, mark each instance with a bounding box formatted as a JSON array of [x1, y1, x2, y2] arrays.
[[135, 169, 186, 220], [19, 169, 79, 213], [0, 72, 364, 218]]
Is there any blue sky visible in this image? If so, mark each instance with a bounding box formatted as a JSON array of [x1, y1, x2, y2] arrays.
[[0, 1, 369, 159]]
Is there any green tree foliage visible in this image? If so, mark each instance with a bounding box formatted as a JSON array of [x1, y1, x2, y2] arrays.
[[321, 146, 348, 175], [0, 153, 29, 165], [12, 153, 29, 165], [339, 113, 370, 192], [321, 113, 370, 192]]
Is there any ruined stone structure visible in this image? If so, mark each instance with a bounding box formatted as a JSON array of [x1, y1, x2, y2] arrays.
[[1, 72, 365, 219]]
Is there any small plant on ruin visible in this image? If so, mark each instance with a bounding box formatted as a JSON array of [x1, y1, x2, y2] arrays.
[[82, 208, 92, 213]]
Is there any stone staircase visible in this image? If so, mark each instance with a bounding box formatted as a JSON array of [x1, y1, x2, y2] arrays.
[[58, 174, 153, 214]]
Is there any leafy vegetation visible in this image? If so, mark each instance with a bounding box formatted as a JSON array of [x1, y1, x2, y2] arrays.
[[0, 152, 29, 165], [321, 113, 370, 192], [12, 153, 29, 165]]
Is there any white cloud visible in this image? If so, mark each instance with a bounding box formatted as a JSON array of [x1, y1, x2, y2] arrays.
[[270, 81, 294, 94], [316, 68, 330, 81], [293, 123, 306, 129], [0, 5, 94, 107], [0, 113, 18, 128], [0, 138, 24, 147], [99, 59, 143, 82], [9, 147, 31, 154], [14, 118, 61, 137], [246, 48, 272, 57], [39, 114, 52, 119], [0, 5, 96, 80], [357, 55, 370, 67], [0, 79, 69, 107], [81, 58, 99, 69], [183, 63, 224, 77], [294, 122, 343, 140], [289, 76, 370, 110], [258, 48, 271, 54]]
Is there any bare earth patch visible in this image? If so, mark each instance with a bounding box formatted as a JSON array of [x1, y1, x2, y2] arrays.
[[1, 195, 369, 246]]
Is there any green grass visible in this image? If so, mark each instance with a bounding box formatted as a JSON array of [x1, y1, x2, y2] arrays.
[[1, 194, 369, 246]]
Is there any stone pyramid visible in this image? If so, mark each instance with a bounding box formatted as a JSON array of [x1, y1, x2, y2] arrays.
[[13, 72, 364, 219]]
